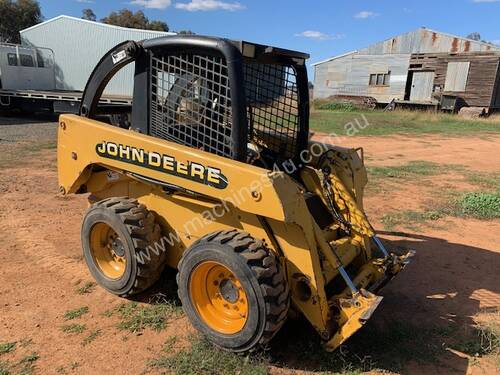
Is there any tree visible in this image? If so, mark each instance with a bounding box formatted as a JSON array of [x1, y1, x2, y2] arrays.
[[467, 32, 481, 41], [178, 30, 195, 35], [148, 20, 169, 32], [101, 9, 169, 32], [82, 8, 96, 22], [0, 0, 43, 43]]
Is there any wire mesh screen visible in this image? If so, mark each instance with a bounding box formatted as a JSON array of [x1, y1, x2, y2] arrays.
[[150, 53, 234, 158], [244, 63, 300, 160]]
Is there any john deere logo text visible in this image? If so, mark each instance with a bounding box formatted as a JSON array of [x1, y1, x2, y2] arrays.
[[96, 142, 228, 189]]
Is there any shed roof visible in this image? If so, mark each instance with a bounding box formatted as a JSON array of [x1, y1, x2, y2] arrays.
[[313, 28, 500, 67], [311, 51, 357, 66], [21, 15, 174, 36]]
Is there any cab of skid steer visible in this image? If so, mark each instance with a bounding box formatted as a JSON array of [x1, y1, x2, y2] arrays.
[[80, 35, 311, 173]]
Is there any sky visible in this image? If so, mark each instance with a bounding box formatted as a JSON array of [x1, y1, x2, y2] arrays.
[[38, 0, 500, 76]]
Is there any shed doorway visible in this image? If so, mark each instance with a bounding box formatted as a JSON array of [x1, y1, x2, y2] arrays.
[[410, 71, 435, 102]]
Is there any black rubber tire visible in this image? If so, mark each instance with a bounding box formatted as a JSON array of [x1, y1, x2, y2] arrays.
[[177, 229, 289, 352], [82, 197, 165, 297]]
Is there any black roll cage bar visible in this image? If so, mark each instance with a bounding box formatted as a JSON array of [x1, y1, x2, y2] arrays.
[[79, 35, 310, 163]]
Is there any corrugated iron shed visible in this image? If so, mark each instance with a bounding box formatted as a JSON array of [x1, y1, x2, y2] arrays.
[[313, 28, 500, 67], [20, 15, 174, 95], [313, 28, 500, 104], [359, 28, 500, 55]]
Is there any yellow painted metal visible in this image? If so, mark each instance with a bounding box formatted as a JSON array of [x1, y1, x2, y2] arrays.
[[89, 222, 126, 279], [324, 290, 383, 352], [189, 261, 249, 334], [58, 114, 412, 352], [57, 115, 288, 222]]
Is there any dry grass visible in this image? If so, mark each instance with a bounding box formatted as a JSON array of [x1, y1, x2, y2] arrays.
[[310, 109, 500, 136]]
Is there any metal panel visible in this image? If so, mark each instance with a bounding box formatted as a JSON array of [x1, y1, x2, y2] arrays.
[[444, 61, 470, 92], [0, 44, 55, 90], [20, 16, 174, 95], [359, 28, 500, 55], [410, 71, 435, 101], [313, 54, 410, 103]]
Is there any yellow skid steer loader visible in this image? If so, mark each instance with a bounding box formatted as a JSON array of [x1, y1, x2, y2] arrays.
[[57, 36, 413, 352]]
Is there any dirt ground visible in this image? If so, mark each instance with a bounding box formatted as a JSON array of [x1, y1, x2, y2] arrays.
[[0, 117, 499, 374]]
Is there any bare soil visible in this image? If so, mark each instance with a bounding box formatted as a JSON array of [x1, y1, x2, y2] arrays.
[[0, 119, 498, 374], [313, 134, 500, 172]]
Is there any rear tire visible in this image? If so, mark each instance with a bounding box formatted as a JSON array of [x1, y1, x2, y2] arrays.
[[177, 230, 289, 352], [81, 197, 165, 297]]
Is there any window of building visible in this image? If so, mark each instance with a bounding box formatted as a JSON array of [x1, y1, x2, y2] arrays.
[[369, 72, 391, 86], [20, 54, 34, 67], [444, 62, 470, 92], [7, 53, 18, 66]]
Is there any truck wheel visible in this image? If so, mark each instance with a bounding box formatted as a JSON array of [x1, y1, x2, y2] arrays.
[[82, 197, 164, 297], [177, 230, 289, 352]]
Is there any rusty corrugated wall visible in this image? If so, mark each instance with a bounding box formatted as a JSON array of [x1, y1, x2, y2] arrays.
[[358, 28, 500, 55]]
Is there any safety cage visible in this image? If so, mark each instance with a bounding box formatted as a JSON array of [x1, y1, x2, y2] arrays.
[[80, 35, 310, 165]]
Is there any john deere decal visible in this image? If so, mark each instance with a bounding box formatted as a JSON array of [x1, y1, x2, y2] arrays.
[[96, 142, 228, 189]]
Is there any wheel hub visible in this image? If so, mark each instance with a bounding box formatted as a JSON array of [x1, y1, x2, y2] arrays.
[[89, 223, 127, 280], [190, 261, 249, 334], [219, 278, 239, 303], [111, 238, 125, 257]]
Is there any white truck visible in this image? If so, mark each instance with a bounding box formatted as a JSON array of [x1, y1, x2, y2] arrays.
[[0, 43, 56, 91], [0, 43, 131, 113]]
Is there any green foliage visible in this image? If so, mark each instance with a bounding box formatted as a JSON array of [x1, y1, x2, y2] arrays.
[[452, 312, 499, 357], [63, 306, 89, 320], [60, 324, 86, 334], [0, 0, 42, 43], [76, 281, 96, 295], [162, 336, 178, 352], [101, 9, 168, 31], [148, 336, 268, 375], [0, 343, 16, 355], [19, 353, 39, 364], [17, 352, 39, 375], [456, 191, 500, 219], [314, 100, 357, 112], [81, 8, 96, 21], [369, 161, 440, 179], [0, 355, 39, 375], [381, 209, 445, 230], [0, 361, 9, 375], [114, 302, 181, 333], [81, 329, 101, 347], [466, 172, 500, 190]]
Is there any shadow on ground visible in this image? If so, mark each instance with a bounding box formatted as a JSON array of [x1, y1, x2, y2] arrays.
[[133, 231, 498, 373], [0, 111, 58, 126], [266, 232, 500, 374]]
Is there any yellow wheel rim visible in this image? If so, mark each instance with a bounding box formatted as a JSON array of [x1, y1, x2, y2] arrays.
[[89, 223, 127, 279], [189, 261, 248, 334]]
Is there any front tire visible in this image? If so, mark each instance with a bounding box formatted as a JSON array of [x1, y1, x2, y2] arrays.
[[177, 230, 289, 352], [81, 197, 165, 297]]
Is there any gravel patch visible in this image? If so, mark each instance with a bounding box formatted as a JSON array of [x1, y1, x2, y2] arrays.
[[0, 114, 59, 168], [0, 114, 58, 144]]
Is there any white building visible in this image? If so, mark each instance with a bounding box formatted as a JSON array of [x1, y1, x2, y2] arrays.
[[20, 15, 174, 95]]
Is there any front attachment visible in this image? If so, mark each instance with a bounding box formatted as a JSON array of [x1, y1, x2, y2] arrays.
[[325, 289, 383, 352], [324, 249, 415, 351]]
